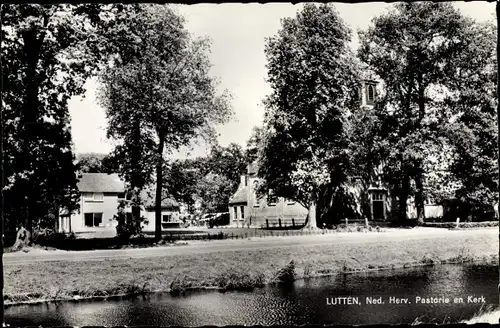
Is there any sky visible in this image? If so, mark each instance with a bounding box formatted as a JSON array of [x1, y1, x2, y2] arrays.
[[68, 1, 496, 158]]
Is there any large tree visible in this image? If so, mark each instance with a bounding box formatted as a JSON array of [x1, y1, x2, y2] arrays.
[[164, 144, 247, 216], [163, 158, 206, 214], [98, 4, 232, 241], [358, 3, 497, 223], [208, 143, 247, 194], [245, 126, 265, 163], [1, 4, 121, 241], [258, 3, 360, 229]]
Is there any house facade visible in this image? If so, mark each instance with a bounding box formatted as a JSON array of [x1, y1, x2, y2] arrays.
[[59, 173, 125, 233], [228, 176, 248, 226], [59, 173, 181, 234], [229, 164, 309, 228], [141, 196, 182, 232]]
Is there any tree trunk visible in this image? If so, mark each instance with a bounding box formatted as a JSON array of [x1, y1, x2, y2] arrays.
[[416, 73, 426, 225], [54, 205, 60, 233], [20, 28, 46, 243], [155, 134, 165, 241], [415, 172, 425, 225], [304, 199, 317, 229], [24, 197, 33, 243], [131, 205, 141, 233], [398, 174, 410, 222], [1, 95, 4, 325], [130, 117, 142, 234]]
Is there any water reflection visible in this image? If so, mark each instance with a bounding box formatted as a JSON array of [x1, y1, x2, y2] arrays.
[[6, 264, 498, 326]]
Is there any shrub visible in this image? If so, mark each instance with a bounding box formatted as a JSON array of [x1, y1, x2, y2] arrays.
[[215, 271, 265, 291], [274, 260, 296, 284], [33, 229, 76, 247], [170, 275, 193, 295], [422, 221, 499, 229]]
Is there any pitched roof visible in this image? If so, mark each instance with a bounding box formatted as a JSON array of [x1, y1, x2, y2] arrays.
[[77, 173, 125, 193], [229, 186, 248, 205], [141, 187, 180, 209]]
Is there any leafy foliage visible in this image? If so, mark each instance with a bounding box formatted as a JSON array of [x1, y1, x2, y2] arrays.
[[357, 2, 497, 222], [163, 143, 247, 215], [163, 158, 206, 213], [75, 152, 118, 173], [208, 143, 247, 195], [1, 4, 123, 240], [97, 4, 233, 239], [258, 4, 360, 227]]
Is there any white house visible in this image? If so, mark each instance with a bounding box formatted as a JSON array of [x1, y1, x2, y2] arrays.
[[59, 173, 181, 235]]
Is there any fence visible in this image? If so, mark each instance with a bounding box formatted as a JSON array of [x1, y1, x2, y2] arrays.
[[30, 224, 378, 251], [162, 225, 372, 242]]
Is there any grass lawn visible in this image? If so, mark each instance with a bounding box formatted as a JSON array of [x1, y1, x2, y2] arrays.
[[4, 230, 498, 305]]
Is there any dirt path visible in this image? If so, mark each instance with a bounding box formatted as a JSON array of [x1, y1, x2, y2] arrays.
[[4, 227, 497, 265]]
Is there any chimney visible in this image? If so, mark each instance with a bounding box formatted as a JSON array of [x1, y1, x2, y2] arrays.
[[240, 175, 246, 187]]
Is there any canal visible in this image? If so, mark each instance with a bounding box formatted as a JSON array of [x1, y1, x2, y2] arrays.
[[5, 264, 498, 326]]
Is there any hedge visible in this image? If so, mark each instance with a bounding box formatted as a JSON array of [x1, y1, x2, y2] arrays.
[[421, 221, 499, 229]]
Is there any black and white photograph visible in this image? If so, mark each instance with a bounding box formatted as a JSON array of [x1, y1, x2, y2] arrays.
[[1, 1, 498, 326]]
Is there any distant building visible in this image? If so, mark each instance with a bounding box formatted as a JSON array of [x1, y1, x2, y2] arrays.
[[229, 163, 308, 228], [59, 173, 180, 234], [140, 191, 181, 232]]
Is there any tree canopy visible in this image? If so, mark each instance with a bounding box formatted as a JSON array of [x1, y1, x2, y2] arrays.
[[357, 2, 497, 222], [1, 4, 132, 241], [258, 3, 360, 228], [97, 4, 233, 239]]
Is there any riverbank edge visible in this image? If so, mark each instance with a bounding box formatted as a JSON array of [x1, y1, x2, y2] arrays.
[[5, 255, 498, 308], [463, 308, 500, 324]]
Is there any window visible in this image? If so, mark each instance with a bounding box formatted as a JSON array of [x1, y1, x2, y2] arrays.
[[83, 192, 93, 201], [83, 192, 104, 202], [240, 206, 245, 220], [372, 193, 384, 201], [233, 207, 238, 220], [163, 214, 172, 223], [252, 181, 260, 207], [367, 85, 375, 103], [267, 189, 277, 206], [84, 213, 103, 227]]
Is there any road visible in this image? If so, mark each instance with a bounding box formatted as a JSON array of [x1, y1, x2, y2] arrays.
[[3, 227, 497, 265]]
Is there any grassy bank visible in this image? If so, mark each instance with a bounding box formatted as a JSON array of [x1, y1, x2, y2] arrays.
[[463, 307, 499, 324], [4, 231, 498, 306]]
